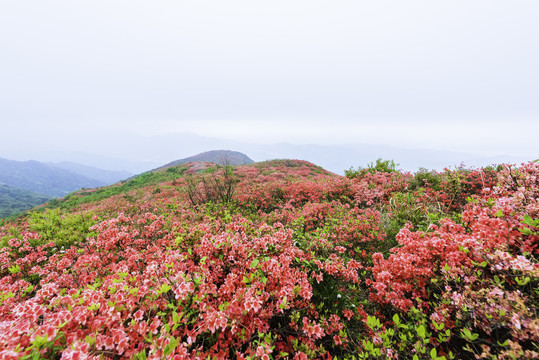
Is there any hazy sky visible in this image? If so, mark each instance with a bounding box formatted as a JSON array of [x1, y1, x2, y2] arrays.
[[1, 1, 538, 160]]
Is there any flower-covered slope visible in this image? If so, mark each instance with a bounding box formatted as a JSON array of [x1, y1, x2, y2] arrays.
[[0, 159, 537, 359]]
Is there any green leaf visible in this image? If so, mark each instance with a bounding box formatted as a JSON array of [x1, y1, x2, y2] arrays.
[[363, 340, 374, 351], [515, 276, 530, 286], [87, 303, 100, 311], [460, 328, 479, 341], [442, 264, 451, 272], [163, 344, 171, 356], [497, 339, 508, 347], [522, 215, 533, 225], [136, 351, 147, 360], [159, 283, 171, 294], [250, 259, 259, 268], [279, 296, 288, 310], [432, 320, 444, 331], [495, 209, 504, 218], [8, 265, 21, 274], [416, 324, 426, 338], [393, 313, 400, 325], [458, 245, 469, 254]]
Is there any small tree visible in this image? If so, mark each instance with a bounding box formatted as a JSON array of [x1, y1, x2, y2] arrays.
[[185, 156, 238, 207]]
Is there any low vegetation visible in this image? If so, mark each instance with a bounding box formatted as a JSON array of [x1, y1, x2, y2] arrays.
[[0, 159, 537, 359]]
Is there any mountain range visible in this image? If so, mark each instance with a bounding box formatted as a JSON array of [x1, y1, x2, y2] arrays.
[[0, 157, 134, 217], [0, 132, 531, 176], [0, 157, 104, 198]]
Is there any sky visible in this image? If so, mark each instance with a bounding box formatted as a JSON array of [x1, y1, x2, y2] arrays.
[[0, 0, 538, 163]]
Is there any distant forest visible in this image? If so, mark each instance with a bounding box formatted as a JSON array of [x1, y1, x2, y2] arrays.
[[0, 184, 49, 218]]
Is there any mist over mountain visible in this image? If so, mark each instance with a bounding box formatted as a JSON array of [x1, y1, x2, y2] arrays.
[[0, 132, 533, 177], [49, 161, 132, 184], [125, 132, 533, 174]]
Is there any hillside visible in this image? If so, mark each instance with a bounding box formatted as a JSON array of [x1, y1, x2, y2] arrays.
[[0, 184, 50, 218], [158, 150, 254, 169], [0, 159, 537, 359], [0, 157, 105, 198]]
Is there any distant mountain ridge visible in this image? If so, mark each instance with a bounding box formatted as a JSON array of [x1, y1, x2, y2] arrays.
[[0, 157, 136, 217], [158, 150, 255, 170], [0, 157, 105, 198], [2, 132, 534, 176], [49, 161, 132, 184]]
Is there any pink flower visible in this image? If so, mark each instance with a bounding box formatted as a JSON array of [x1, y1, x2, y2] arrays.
[[117, 337, 129, 354], [512, 314, 521, 330], [256, 346, 266, 357], [104, 336, 114, 350], [343, 309, 354, 320], [134, 309, 144, 321], [60, 350, 87, 360]]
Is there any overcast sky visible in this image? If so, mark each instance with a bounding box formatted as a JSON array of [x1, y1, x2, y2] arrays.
[[1, 0, 538, 161]]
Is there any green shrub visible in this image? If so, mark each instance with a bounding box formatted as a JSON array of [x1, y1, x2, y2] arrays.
[[345, 159, 399, 179], [27, 209, 97, 249], [408, 168, 443, 191]]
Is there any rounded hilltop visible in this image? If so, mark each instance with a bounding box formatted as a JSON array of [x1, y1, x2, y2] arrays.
[[157, 150, 254, 170]]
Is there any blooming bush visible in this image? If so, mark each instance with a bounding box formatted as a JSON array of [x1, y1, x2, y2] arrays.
[[0, 159, 537, 359]]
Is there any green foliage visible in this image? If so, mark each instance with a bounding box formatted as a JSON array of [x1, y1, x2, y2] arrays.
[[0, 208, 97, 250], [21, 330, 66, 359], [29, 209, 98, 248], [345, 159, 399, 179], [519, 215, 539, 236], [357, 308, 457, 360], [385, 189, 445, 233], [408, 168, 443, 191]]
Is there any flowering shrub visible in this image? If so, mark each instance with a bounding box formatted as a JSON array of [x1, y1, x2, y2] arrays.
[[0, 159, 537, 359]]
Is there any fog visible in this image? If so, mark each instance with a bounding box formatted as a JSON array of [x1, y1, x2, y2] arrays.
[[1, 1, 537, 171]]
